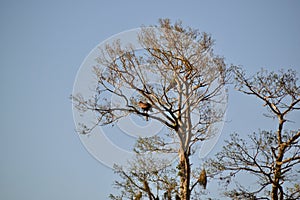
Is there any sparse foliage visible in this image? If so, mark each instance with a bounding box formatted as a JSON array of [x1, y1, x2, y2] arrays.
[[72, 19, 228, 200], [207, 67, 300, 200], [109, 154, 178, 200]]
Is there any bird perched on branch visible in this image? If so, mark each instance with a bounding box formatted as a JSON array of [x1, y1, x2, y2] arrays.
[[138, 101, 152, 121], [138, 101, 152, 111], [198, 168, 207, 189]]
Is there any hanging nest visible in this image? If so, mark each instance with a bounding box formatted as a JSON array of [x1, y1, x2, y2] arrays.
[[198, 168, 207, 189], [134, 191, 142, 200]]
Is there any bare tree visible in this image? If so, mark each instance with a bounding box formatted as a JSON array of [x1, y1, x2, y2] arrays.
[[72, 19, 228, 199], [207, 67, 300, 200], [109, 145, 180, 200]]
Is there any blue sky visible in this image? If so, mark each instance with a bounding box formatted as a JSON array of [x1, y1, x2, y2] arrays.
[[0, 0, 299, 199]]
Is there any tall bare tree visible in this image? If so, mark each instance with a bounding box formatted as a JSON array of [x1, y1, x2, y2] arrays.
[[207, 67, 300, 200], [72, 19, 228, 199]]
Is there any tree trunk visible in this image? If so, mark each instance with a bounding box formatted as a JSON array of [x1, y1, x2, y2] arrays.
[[271, 171, 280, 200], [271, 117, 285, 200], [271, 152, 284, 200], [179, 150, 191, 200]]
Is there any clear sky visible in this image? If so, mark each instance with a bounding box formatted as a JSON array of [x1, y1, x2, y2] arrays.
[[0, 0, 299, 199]]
